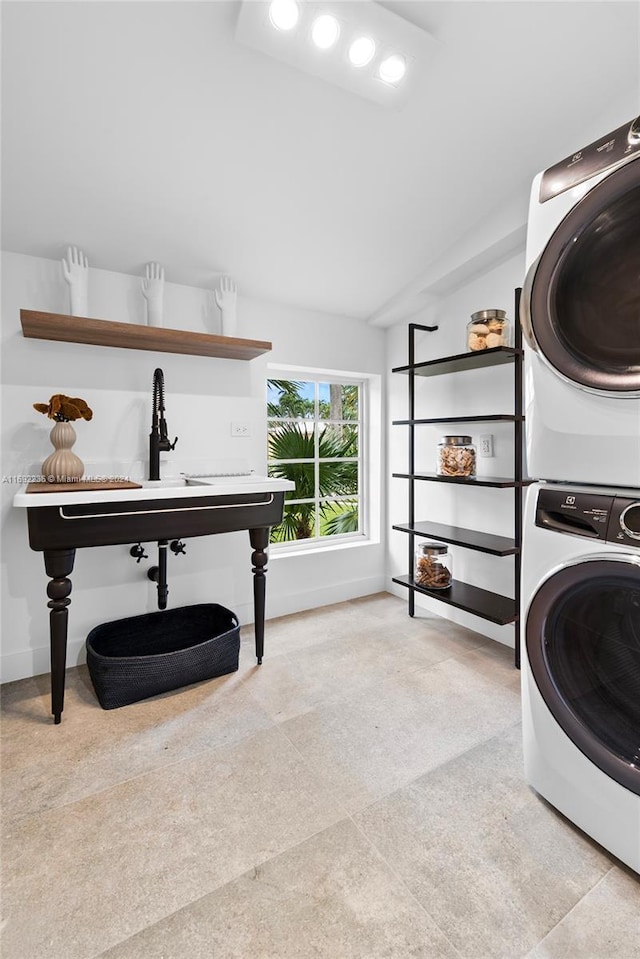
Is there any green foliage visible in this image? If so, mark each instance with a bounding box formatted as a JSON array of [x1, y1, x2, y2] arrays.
[[321, 503, 359, 536], [267, 380, 314, 418], [268, 411, 359, 542], [318, 384, 358, 420], [270, 506, 314, 542], [267, 380, 359, 421]]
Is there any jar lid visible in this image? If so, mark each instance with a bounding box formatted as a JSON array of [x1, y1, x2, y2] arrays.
[[439, 435, 472, 445], [418, 541, 449, 554], [470, 309, 506, 322]]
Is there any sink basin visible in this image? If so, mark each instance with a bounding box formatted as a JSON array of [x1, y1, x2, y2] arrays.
[[140, 474, 260, 490], [186, 474, 257, 487], [140, 473, 259, 489], [139, 477, 188, 489], [183, 474, 294, 494]]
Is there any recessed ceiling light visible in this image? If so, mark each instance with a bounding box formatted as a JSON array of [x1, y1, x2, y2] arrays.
[[237, 1, 435, 107], [378, 53, 406, 84], [269, 0, 299, 32], [348, 36, 376, 67], [311, 14, 340, 50]]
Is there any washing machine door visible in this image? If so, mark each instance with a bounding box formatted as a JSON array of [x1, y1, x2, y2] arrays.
[[526, 557, 640, 795], [522, 156, 640, 396]]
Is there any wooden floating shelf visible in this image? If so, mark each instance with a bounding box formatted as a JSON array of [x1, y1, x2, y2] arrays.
[[393, 414, 524, 426], [392, 575, 517, 626], [20, 310, 272, 361], [393, 521, 518, 557], [392, 346, 522, 378], [393, 472, 532, 489]]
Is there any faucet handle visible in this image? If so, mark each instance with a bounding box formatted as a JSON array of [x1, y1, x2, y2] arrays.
[[130, 543, 148, 563], [158, 434, 178, 452]]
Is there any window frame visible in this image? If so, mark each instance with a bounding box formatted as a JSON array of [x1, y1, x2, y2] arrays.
[[267, 366, 374, 554]]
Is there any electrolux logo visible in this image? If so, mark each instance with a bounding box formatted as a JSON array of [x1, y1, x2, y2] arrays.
[[565, 495, 576, 505]]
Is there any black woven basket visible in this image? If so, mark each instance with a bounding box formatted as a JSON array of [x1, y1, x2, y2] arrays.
[[86, 603, 240, 709]]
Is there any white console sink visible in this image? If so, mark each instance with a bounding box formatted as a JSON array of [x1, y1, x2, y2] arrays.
[[14, 468, 292, 723], [14, 474, 294, 507]]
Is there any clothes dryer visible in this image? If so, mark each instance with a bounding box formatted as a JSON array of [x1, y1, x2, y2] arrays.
[[521, 482, 640, 872], [521, 117, 640, 488]]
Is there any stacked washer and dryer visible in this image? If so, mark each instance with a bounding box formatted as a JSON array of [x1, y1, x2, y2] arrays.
[[520, 116, 640, 874]]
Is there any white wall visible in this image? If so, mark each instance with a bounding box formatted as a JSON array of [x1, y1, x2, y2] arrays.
[[1, 252, 386, 682], [239, 295, 387, 620], [386, 252, 525, 647]]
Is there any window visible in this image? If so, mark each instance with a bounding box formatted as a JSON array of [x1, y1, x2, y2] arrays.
[[267, 374, 365, 547]]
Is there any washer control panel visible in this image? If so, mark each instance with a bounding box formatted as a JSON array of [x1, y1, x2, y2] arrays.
[[536, 488, 640, 548]]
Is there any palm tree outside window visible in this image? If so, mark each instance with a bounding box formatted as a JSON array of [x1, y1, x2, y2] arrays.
[[267, 377, 363, 545]]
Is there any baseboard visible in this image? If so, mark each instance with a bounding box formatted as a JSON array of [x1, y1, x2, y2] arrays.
[[0, 643, 87, 685], [263, 575, 387, 622], [1, 576, 389, 684]]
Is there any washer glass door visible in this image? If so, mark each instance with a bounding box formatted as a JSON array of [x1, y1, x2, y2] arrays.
[[526, 159, 640, 394], [527, 559, 640, 794]]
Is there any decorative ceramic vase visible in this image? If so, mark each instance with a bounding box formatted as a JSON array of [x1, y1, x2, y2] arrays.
[[41, 421, 84, 483]]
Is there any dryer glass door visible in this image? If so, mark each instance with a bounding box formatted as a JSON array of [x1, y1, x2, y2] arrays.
[[527, 159, 640, 394], [527, 559, 640, 795]]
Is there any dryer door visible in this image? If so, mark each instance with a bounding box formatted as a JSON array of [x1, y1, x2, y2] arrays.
[[522, 158, 640, 395], [526, 558, 640, 795]]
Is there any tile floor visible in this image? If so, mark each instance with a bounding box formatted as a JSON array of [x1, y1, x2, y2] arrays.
[[1, 593, 638, 959]]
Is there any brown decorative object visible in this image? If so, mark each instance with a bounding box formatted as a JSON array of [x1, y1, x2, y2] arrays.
[[26, 480, 142, 493], [437, 435, 476, 477], [466, 309, 511, 352], [34, 392, 93, 483], [21, 310, 272, 361], [414, 542, 452, 590], [415, 554, 452, 589], [33, 393, 93, 422], [40, 421, 84, 483]]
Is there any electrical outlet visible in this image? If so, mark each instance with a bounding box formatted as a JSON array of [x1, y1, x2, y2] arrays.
[[479, 434, 494, 457], [231, 422, 251, 438]]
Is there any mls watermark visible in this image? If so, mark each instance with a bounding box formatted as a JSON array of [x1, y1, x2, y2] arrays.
[[2, 475, 131, 484]]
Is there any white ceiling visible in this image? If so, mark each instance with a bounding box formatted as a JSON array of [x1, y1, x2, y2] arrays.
[[2, 1, 638, 322]]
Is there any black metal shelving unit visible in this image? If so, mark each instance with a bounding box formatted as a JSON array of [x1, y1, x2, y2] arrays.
[[391, 289, 527, 667]]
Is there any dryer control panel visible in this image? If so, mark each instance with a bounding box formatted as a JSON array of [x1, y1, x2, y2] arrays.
[[609, 498, 640, 547], [535, 488, 640, 548], [540, 116, 640, 202]]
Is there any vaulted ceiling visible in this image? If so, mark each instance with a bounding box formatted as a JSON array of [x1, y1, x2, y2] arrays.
[[2, 1, 638, 321]]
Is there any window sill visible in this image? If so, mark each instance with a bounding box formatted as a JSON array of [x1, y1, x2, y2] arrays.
[[269, 535, 380, 560]]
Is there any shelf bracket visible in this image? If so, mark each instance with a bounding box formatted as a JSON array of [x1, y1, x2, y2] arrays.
[[408, 322, 438, 367]]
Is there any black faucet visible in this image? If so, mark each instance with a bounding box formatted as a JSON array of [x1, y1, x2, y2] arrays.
[[149, 368, 178, 481]]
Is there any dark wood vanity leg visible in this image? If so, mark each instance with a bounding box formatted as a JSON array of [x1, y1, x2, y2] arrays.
[[44, 549, 75, 724], [249, 527, 269, 665]]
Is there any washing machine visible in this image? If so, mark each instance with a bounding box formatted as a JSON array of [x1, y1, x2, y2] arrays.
[[520, 116, 640, 488], [521, 482, 640, 873]]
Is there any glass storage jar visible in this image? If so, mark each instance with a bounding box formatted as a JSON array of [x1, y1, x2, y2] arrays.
[[467, 309, 511, 352], [437, 435, 476, 477], [414, 542, 453, 590]]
